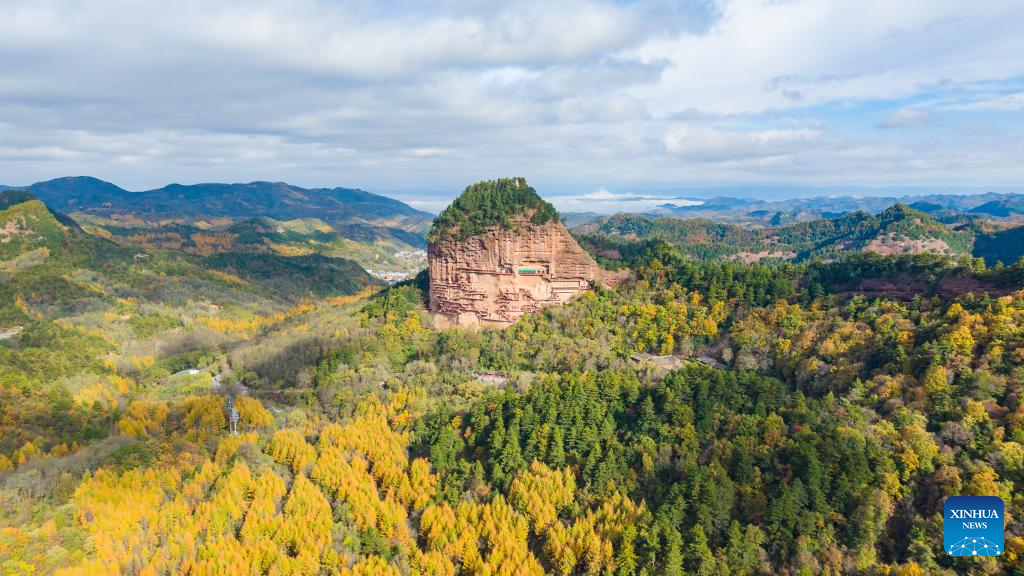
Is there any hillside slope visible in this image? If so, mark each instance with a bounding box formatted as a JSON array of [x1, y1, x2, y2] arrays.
[[0, 194, 69, 261], [0, 192, 381, 314], [88, 216, 426, 275], [575, 214, 763, 260], [803, 204, 973, 258], [973, 224, 1024, 265]]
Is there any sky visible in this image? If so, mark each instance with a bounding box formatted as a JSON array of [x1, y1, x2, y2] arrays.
[[2, 0, 1024, 213]]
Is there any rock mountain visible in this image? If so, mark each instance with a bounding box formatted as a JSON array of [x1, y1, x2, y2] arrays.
[[428, 178, 625, 329]]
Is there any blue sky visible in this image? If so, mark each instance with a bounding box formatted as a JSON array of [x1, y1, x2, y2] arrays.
[[1, 0, 1023, 212]]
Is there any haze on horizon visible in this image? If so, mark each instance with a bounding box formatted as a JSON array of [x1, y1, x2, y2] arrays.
[[3, 0, 1024, 213]]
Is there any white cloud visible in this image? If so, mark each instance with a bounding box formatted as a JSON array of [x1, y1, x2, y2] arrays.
[[180, 1, 646, 77], [549, 187, 703, 214], [402, 148, 453, 159], [631, 0, 1024, 115], [876, 108, 931, 129], [946, 92, 1024, 111], [1, 0, 1023, 199], [663, 126, 826, 161]]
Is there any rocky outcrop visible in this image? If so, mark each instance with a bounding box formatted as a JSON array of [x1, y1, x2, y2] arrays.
[[429, 217, 626, 329]]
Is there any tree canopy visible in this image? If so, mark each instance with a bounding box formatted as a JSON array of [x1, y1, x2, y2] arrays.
[[428, 177, 559, 242]]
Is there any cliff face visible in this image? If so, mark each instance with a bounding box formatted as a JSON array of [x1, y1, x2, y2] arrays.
[[429, 217, 625, 328]]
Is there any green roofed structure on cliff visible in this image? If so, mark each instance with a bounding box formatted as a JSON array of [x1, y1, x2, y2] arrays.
[[427, 177, 559, 243]]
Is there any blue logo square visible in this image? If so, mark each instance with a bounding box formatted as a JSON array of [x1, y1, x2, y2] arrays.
[[944, 496, 1004, 557]]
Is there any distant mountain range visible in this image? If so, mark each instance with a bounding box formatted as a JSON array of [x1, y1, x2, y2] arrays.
[[3, 176, 434, 234], [10, 177, 1024, 271], [1, 176, 435, 273], [641, 191, 1024, 224]]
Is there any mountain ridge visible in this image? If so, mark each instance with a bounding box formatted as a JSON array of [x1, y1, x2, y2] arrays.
[[5, 176, 434, 234], [2, 177, 433, 274], [645, 191, 1024, 223], [575, 203, 981, 263]]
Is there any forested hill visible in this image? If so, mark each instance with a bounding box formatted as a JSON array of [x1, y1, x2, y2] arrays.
[[9, 176, 433, 234], [803, 204, 974, 258], [576, 203, 985, 263], [0, 191, 381, 306], [428, 177, 559, 242], [0, 193, 71, 260]]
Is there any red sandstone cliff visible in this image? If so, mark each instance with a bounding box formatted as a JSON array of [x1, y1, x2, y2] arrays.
[[429, 217, 626, 329]]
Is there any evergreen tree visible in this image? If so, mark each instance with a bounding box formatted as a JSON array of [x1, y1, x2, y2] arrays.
[[686, 525, 716, 576]]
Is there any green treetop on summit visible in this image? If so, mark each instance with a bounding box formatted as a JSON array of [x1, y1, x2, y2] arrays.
[[428, 177, 560, 243]]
